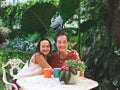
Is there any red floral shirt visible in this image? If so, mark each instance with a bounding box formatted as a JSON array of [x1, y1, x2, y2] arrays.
[[48, 50, 80, 68]]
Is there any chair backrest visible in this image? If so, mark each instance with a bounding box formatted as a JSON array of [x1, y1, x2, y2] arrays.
[[2, 59, 25, 90]]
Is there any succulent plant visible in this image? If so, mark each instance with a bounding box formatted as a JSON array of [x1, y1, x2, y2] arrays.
[[58, 60, 87, 84]]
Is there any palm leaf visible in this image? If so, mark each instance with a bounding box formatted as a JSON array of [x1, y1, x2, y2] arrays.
[[59, 0, 80, 23], [21, 2, 57, 35]]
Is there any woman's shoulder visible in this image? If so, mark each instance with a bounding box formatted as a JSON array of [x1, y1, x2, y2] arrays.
[[31, 52, 43, 58], [34, 52, 40, 55], [68, 50, 79, 57], [68, 49, 80, 61]]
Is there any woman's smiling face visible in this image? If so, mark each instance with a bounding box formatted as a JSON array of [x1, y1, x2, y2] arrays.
[[40, 40, 51, 55], [56, 35, 68, 53]]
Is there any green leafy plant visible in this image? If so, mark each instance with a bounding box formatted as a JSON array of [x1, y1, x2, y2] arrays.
[[21, 2, 57, 35], [59, 60, 87, 84]]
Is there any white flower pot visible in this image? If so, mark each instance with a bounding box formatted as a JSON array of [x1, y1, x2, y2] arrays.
[[68, 71, 79, 84]]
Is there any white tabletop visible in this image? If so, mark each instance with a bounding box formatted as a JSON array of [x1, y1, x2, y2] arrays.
[[17, 75, 98, 90]]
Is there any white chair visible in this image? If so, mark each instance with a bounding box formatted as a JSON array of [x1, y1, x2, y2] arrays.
[[2, 59, 25, 90]]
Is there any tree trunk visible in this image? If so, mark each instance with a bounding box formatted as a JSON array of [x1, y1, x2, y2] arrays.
[[108, 0, 120, 48]]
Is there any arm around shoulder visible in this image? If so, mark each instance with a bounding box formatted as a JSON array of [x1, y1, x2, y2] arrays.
[[34, 54, 52, 69], [72, 50, 81, 61]]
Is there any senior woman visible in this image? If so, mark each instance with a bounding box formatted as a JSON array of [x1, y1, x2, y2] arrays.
[[48, 31, 81, 68]]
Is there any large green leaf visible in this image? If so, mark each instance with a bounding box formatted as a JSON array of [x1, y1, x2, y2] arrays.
[[59, 0, 80, 23], [21, 2, 57, 35]]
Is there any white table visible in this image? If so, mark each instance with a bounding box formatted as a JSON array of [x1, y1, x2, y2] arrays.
[[17, 75, 98, 90]]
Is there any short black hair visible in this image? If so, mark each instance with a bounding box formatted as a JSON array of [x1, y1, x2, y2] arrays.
[[54, 31, 69, 43]]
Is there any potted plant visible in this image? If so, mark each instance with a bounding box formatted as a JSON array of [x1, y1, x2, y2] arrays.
[[59, 60, 87, 84]]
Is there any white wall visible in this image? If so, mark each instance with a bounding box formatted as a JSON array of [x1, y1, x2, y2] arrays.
[[1, 0, 28, 6], [6, 0, 27, 4]]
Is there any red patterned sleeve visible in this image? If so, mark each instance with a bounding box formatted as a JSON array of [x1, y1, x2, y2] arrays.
[[72, 50, 81, 61]]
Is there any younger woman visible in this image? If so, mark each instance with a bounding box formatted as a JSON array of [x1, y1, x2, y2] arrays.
[[12, 38, 52, 90]]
